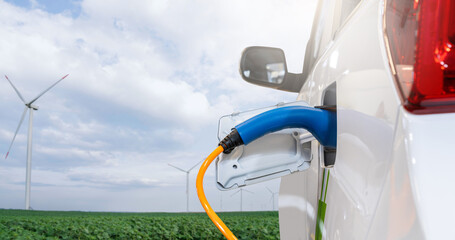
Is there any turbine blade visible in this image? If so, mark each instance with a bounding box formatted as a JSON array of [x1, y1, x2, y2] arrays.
[[230, 190, 240, 197], [168, 163, 187, 172], [266, 187, 273, 194], [29, 74, 68, 104], [188, 159, 204, 172], [244, 189, 254, 194], [5, 75, 26, 104], [5, 107, 28, 159]]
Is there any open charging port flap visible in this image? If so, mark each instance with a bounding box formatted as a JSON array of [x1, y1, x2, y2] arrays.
[[216, 101, 315, 190]]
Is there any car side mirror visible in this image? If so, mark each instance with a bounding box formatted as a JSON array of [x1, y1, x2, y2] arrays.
[[240, 46, 303, 93]]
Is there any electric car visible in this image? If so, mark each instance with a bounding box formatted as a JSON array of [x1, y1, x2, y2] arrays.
[[217, 0, 455, 239]]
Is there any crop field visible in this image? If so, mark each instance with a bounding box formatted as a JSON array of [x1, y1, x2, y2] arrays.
[[0, 209, 279, 239]]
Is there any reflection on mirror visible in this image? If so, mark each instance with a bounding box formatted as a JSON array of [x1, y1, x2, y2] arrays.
[[266, 63, 285, 84], [240, 47, 287, 86]]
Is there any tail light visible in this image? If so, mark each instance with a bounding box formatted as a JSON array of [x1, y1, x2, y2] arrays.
[[385, 0, 455, 114]]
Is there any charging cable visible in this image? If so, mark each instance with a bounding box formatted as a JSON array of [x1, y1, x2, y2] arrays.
[[196, 106, 336, 240], [196, 145, 236, 240]]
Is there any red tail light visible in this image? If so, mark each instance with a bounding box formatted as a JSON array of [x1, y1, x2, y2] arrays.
[[385, 0, 455, 114]]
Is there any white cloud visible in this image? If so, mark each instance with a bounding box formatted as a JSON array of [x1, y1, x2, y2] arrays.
[[0, 0, 317, 211]]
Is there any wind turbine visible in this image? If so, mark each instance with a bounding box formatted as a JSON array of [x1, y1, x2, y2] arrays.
[[231, 188, 253, 212], [266, 187, 278, 211], [4, 74, 69, 210], [168, 159, 203, 212]]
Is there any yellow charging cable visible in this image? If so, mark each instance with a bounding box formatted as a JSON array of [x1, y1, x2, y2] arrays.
[[196, 145, 238, 240]]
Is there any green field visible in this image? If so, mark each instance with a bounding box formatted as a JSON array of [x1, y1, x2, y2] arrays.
[[0, 209, 279, 239]]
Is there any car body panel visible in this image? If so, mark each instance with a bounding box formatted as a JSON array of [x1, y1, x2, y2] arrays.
[[231, 0, 455, 238], [364, 109, 455, 240], [279, 0, 405, 238]]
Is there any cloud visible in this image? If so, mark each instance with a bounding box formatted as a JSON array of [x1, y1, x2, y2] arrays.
[[0, 0, 313, 124], [0, 0, 316, 211]]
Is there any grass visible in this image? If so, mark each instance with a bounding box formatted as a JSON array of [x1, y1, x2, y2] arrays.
[[0, 209, 280, 239]]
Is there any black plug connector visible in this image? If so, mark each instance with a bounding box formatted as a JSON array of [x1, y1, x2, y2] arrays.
[[219, 129, 244, 154]]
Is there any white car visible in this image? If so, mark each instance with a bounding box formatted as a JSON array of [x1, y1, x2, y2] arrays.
[[216, 0, 455, 239]]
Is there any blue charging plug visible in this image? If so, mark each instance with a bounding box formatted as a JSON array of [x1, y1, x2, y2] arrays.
[[219, 106, 337, 153]]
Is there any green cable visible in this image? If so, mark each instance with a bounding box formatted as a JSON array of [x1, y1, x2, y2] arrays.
[[320, 169, 326, 200], [323, 170, 330, 202]]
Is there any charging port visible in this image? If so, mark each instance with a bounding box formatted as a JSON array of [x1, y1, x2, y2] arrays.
[[318, 82, 337, 168]]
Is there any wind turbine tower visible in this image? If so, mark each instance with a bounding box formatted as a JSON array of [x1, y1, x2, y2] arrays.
[[231, 188, 253, 212], [5, 74, 69, 210], [266, 187, 278, 211], [168, 159, 203, 212]]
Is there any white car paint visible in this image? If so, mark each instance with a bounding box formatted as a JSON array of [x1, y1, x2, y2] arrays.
[[276, 0, 455, 239]]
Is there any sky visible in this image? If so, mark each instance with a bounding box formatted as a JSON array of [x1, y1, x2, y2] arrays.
[[0, 0, 317, 212]]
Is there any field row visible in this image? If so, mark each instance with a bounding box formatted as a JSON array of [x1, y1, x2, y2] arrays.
[[0, 210, 279, 239]]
